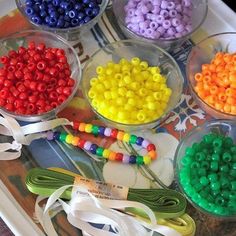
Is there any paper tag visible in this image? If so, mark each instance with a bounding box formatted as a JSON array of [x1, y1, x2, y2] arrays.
[[72, 175, 129, 200]]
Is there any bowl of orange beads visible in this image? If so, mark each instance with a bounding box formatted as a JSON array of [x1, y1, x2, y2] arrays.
[[186, 32, 236, 120], [82, 40, 183, 131]]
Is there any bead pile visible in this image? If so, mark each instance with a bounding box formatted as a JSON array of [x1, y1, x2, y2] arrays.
[[88, 57, 172, 124], [46, 121, 157, 165], [179, 133, 236, 216], [24, 0, 102, 28], [194, 52, 236, 115], [124, 0, 193, 40], [0, 41, 74, 115]]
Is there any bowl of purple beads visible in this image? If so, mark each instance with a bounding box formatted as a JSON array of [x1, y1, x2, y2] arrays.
[[15, 0, 109, 41], [113, 0, 208, 50]]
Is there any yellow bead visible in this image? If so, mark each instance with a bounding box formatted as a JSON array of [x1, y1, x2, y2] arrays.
[[106, 61, 115, 67], [128, 98, 136, 106], [103, 149, 111, 158], [138, 88, 148, 96], [116, 97, 126, 106], [90, 77, 98, 86], [118, 87, 127, 96], [91, 99, 99, 108], [126, 90, 135, 97], [122, 71, 131, 77], [165, 88, 172, 96], [141, 70, 150, 79], [143, 156, 151, 165], [118, 80, 126, 87], [121, 64, 131, 72], [113, 64, 121, 72], [104, 91, 112, 100], [96, 66, 105, 75], [85, 124, 93, 133], [140, 61, 148, 70], [145, 96, 154, 102], [130, 82, 139, 90], [111, 90, 119, 99], [160, 84, 167, 90], [152, 73, 162, 82], [94, 83, 105, 92], [115, 73, 122, 80], [132, 66, 141, 74], [153, 92, 161, 100], [65, 134, 74, 144], [109, 106, 117, 115], [119, 58, 129, 65], [131, 57, 141, 66], [147, 102, 157, 110], [137, 111, 146, 121], [103, 80, 111, 89], [88, 89, 96, 99], [123, 75, 132, 84], [149, 66, 160, 75], [124, 103, 133, 111], [105, 68, 113, 75], [123, 133, 130, 142]]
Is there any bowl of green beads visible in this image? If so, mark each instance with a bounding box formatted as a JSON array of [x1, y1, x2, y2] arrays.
[[82, 40, 183, 131], [174, 119, 236, 219]]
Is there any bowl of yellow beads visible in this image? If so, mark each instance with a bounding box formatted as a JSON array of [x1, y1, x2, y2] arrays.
[[82, 40, 183, 131]]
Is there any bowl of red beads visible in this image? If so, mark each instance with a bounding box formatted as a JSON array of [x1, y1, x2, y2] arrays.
[[15, 0, 109, 41], [112, 0, 208, 50], [0, 30, 81, 122], [186, 32, 236, 120], [81, 39, 183, 131], [174, 119, 236, 219]]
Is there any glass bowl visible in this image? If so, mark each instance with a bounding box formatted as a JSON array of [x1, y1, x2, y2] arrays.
[[0, 30, 81, 122], [15, 0, 109, 41], [112, 0, 208, 51], [186, 32, 236, 121], [81, 39, 184, 131], [174, 119, 236, 219]]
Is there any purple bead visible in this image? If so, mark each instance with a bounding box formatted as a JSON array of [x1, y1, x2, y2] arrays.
[[127, 23, 139, 33], [186, 24, 192, 32], [129, 155, 136, 164], [84, 141, 92, 151], [162, 20, 171, 29], [145, 28, 155, 38], [90, 144, 98, 154], [167, 2, 175, 10], [176, 4, 182, 12], [122, 154, 130, 164], [135, 14, 145, 22], [154, 30, 161, 38], [146, 3, 153, 11], [127, 8, 136, 17], [155, 14, 164, 24], [135, 8, 143, 15], [149, 21, 158, 30], [151, 0, 161, 6], [141, 5, 149, 14], [169, 9, 177, 18], [139, 20, 149, 29], [183, 0, 191, 7], [136, 137, 144, 146], [142, 140, 150, 149], [167, 27, 176, 36], [98, 126, 105, 135], [152, 5, 160, 14], [104, 128, 112, 137], [146, 13, 154, 20], [171, 17, 180, 27], [139, 28, 146, 35], [125, 16, 131, 24], [46, 131, 54, 140], [176, 24, 184, 33], [160, 0, 168, 10], [160, 9, 168, 18], [157, 26, 165, 35]]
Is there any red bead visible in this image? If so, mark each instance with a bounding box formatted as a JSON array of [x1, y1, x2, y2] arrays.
[[28, 95, 37, 103], [3, 80, 13, 87], [67, 78, 75, 87], [56, 49, 65, 57], [58, 94, 66, 103], [10, 58, 18, 65], [0, 98, 6, 106], [0, 56, 9, 64], [45, 105, 52, 111], [37, 61, 46, 71], [24, 72, 32, 80], [0, 76, 4, 85], [115, 153, 123, 162], [110, 129, 118, 138], [45, 52, 54, 60], [27, 103, 36, 112], [37, 83, 46, 92], [8, 50, 17, 58], [5, 103, 14, 111], [49, 67, 58, 76], [7, 72, 15, 80], [36, 43, 45, 51], [58, 72, 65, 79], [37, 109, 46, 114], [19, 92, 28, 100], [63, 87, 72, 96], [17, 83, 26, 92], [55, 63, 64, 71], [50, 101, 58, 108], [56, 86, 63, 94], [73, 121, 80, 130], [14, 99, 24, 109], [16, 62, 24, 70], [15, 107, 26, 114], [46, 84, 54, 92], [49, 60, 56, 67], [57, 79, 66, 87], [147, 144, 156, 151], [0, 68, 7, 76], [28, 41, 35, 50], [7, 96, 15, 104], [29, 81, 37, 91], [58, 56, 67, 63], [7, 66, 16, 72], [0, 89, 9, 99], [10, 87, 20, 97], [78, 139, 86, 148], [18, 46, 26, 55], [15, 70, 23, 79], [49, 91, 58, 100], [35, 71, 43, 80], [33, 54, 41, 62], [27, 62, 36, 71], [36, 99, 46, 110], [49, 77, 57, 86], [42, 74, 50, 82], [65, 69, 71, 76]]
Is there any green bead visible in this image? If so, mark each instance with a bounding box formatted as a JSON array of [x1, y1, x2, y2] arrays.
[[96, 147, 104, 156], [212, 190, 220, 197], [213, 206, 224, 215], [184, 186, 195, 196], [129, 134, 137, 144], [191, 178, 199, 186], [233, 163, 236, 170], [201, 161, 210, 169], [195, 183, 203, 192], [59, 133, 67, 142], [181, 155, 193, 166], [223, 137, 233, 148], [207, 195, 214, 203], [222, 152, 232, 162], [200, 176, 209, 186], [213, 137, 223, 148], [199, 189, 208, 198], [136, 155, 144, 165], [192, 143, 201, 152], [203, 186, 211, 193], [186, 147, 195, 156], [219, 164, 229, 173], [231, 146, 236, 154], [231, 181, 236, 191], [214, 147, 222, 155], [92, 125, 99, 135], [230, 169, 236, 178], [198, 168, 207, 176], [198, 199, 209, 208], [192, 193, 201, 202], [191, 161, 200, 169], [195, 152, 206, 161], [208, 173, 218, 182], [229, 193, 236, 201], [211, 182, 221, 191], [203, 133, 215, 144], [221, 190, 230, 199], [211, 153, 220, 161], [232, 154, 236, 162], [220, 176, 230, 189]]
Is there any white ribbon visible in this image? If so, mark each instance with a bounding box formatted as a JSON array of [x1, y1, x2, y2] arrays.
[[35, 185, 181, 236], [0, 112, 72, 160]]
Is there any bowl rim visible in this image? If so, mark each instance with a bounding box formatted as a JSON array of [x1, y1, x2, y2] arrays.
[[15, 0, 109, 32], [82, 39, 184, 128], [186, 32, 236, 119], [0, 29, 82, 121], [112, 0, 208, 43], [174, 119, 236, 219]]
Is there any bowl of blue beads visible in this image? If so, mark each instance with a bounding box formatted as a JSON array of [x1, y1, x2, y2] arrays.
[[112, 0, 208, 50], [174, 119, 236, 219], [15, 0, 109, 41]]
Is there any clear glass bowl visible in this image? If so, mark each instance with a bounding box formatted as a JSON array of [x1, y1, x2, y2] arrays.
[[15, 0, 109, 41], [112, 0, 208, 51], [186, 32, 236, 121], [0, 30, 81, 122], [174, 119, 236, 219], [82, 39, 184, 131]]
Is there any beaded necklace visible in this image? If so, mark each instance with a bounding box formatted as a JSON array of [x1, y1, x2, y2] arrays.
[[45, 122, 157, 165]]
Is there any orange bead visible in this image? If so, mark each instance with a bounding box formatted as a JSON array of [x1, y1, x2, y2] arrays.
[[116, 131, 125, 140], [202, 64, 210, 71], [223, 104, 231, 113], [231, 105, 236, 114], [209, 85, 218, 95], [194, 73, 203, 82], [226, 97, 236, 105], [148, 150, 157, 160], [214, 102, 224, 111], [209, 64, 216, 72], [108, 152, 116, 161], [203, 70, 211, 76], [218, 93, 227, 102], [223, 53, 232, 63], [78, 123, 86, 132]]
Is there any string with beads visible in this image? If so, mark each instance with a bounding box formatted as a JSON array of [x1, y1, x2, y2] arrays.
[[45, 121, 157, 165]]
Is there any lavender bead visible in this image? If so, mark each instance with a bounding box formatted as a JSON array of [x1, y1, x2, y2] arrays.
[[122, 154, 130, 164], [151, 0, 161, 6], [146, 13, 154, 20], [139, 28, 146, 35], [104, 128, 112, 137], [176, 24, 184, 33], [141, 5, 149, 14], [157, 26, 165, 35], [142, 140, 150, 148], [155, 14, 164, 24], [127, 8, 136, 17], [145, 28, 155, 37], [139, 20, 150, 29], [152, 5, 160, 14], [46, 131, 54, 140], [84, 141, 92, 151], [171, 17, 180, 27], [176, 4, 182, 12], [167, 27, 176, 36], [135, 8, 143, 15], [183, 0, 191, 7], [160, 0, 168, 10], [149, 21, 159, 29], [169, 9, 177, 18], [162, 20, 171, 29], [160, 9, 168, 18], [153, 30, 161, 38], [167, 1, 175, 10]]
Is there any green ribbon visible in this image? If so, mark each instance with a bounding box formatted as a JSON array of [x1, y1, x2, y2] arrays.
[[26, 168, 186, 219]]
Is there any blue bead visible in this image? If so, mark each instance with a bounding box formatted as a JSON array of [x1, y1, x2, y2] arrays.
[[83, 0, 91, 4], [78, 19, 85, 26], [25, 7, 34, 16], [26, 0, 34, 6], [50, 11, 59, 18], [39, 4, 46, 11], [49, 17, 57, 27], [53, 131, 61, 140], [75, 3, 83, 11], [68, 10, 77, 18], [92, 7, 100, 16], [136, 137, 144, 146], [52, 0, 60, 6], [88, 1, 98, 8], [85, 8, 93, 16], [71, 18, 79, 26], [90, 144, 98, 154], [45, 16, 50, 23], [84, 16, 91, 23], [98, 126, 105, 135], [77, 12, 85, 20], [64, 21, 70, 28], [57, 7, 64, 14], [129, 155, 136, 164], [48, 7, 56, 14], [56, 18, 64, 28], [31, 15, 42, 24], [40, 10, 47, 17], [64, 15, 71, 22], [33, 4, 40, 12]]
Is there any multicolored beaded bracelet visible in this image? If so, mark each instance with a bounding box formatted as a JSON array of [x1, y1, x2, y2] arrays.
[[46, 122, 157, 165]]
